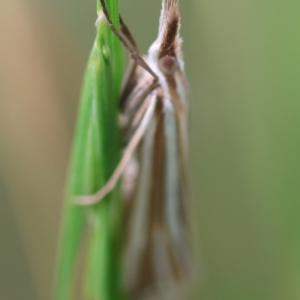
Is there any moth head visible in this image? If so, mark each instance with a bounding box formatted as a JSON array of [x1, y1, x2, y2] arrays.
[[148, 0, 183, 75]]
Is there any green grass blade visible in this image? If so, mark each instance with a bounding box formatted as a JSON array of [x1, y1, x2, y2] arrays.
[[54, 0, 123, 299]]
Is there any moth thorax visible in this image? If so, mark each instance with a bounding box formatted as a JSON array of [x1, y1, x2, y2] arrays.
[[158, 54, 179, 75]]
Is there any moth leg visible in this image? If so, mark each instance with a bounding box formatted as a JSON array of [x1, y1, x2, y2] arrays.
[[119, 16, 139, 53], [99, 0, 158, 81], [119, 16, 139, 95], [76, 95, 158, 206], [125, 80, 160, 116], [131, 90, 155, 128], [121, 78, 159, 144]]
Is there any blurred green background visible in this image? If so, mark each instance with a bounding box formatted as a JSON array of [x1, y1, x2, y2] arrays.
[[1, 0, 300, 299]]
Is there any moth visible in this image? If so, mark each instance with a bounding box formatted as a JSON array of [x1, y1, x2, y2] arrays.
[[77, 0, 192, 298]]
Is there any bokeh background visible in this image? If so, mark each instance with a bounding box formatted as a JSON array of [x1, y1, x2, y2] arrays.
[[1, 0, 300, 299]]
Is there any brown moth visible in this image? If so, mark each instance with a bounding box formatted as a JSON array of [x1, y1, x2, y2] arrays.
[[77, 0, 192, 298]]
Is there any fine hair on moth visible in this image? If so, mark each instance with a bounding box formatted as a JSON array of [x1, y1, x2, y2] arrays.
[[77, 0, 193, 298]]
